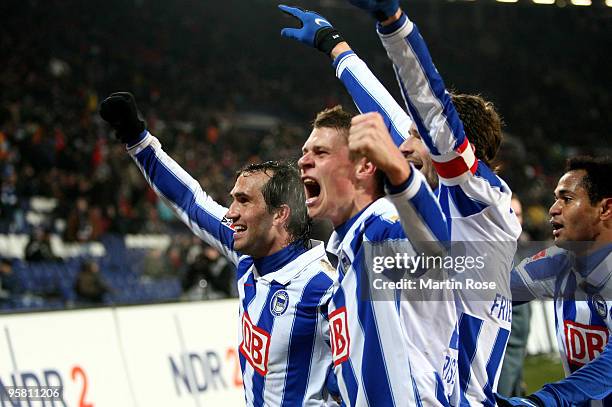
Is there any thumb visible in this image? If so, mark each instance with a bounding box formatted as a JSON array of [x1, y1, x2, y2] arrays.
[[280, 27, 302, 40]]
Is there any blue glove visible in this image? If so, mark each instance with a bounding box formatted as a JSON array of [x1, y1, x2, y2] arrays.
[[278, 5, 345, 55], [495, 394, 543, 407], [348, 0, 400, 22]]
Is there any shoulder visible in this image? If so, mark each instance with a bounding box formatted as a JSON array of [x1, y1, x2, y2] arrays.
[[362, 200, 405, 243], [516, 246, 570, 272]]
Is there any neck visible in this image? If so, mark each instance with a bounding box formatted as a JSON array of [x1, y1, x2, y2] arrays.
[[570, 229, 612, 256], [256, 233, 292, 259], [331, 192, 379, 228]]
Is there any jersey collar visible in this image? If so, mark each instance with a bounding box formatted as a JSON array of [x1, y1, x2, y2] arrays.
[[253, 240, 326, 285], [326, 198, 391, 257]]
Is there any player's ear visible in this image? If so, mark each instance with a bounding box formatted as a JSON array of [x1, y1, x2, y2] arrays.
[[273, 204, 291, 227], [355, 157, 377, 179], [599, 197, 612, 221]]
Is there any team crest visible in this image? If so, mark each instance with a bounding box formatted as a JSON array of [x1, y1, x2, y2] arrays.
[[592, 294, 607, 319], [270, 290, 289, 316]]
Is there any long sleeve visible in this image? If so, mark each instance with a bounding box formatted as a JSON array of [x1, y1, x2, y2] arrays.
[[376, 14, 477, 186], [333, 50, 413, 147], [532, 337, 612, 406], [386, 163, 449, 249], [127, 131, 240, 266]]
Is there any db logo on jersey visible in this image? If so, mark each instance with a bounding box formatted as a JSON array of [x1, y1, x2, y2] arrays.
[[240, 313, 271, 375], [329, 307, 350, 366], [564, 320, 608, 367]]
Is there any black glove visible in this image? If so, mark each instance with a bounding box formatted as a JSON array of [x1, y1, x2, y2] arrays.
[[99, 92, 145, 144]]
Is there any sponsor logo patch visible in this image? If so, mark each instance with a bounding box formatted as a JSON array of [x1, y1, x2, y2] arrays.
[[563, 320, 608, 367], [329, 307, 350, 366], [240, 313, 271, 376]]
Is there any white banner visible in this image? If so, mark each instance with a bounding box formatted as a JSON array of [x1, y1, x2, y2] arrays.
[[0, 299, 557, 407], [115, 301, 244, 407], [0, 301, 243, 407], [0, 308, 133, 407]]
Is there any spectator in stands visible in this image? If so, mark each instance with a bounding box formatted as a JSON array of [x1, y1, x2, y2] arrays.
[[0, 259, 22, 303], [64, 197, 104, 242], [181, 244, 233, 300], [24, 226, 59, 262], [74, 260, 110, 304]]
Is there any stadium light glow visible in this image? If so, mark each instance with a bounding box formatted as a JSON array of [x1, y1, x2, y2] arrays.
[[570, 0, 591, 4], [532, 0, 555, 4], [496, 0, 519, 2], [607, 0, 612, 7]]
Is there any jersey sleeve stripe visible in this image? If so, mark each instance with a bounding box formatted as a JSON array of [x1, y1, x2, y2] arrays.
[[380, 21, 467, 156], [336, 52, 413, 147], [131, 139, 238, 265]]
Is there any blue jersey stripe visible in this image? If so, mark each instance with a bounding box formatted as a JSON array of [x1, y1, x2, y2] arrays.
[[436, 373, 451, 407], [251, 283, 285, 406], [483, 328, 510, 406], [458, 314, 484, 401], [563, 274, 577, 323], [353, 260, 396, 405], [395, 67, 440, 156], [339, 66, 406, 146], [446, 185, 489, 218], [134, 146, 235, 253], [281, 273, 334, 406], [342, 359, 360, 407], [474, 164, 504, 191], [403, 26, 466, 152], [409, 181, 451, 242], [237, 258, 254, 283]]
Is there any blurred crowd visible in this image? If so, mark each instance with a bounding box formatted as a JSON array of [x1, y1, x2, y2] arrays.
[[0, 0, 609, 309]]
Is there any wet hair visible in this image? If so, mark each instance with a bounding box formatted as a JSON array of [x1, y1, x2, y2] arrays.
[[451, 93, 503, 168], [566, 156, 612, 205], [236, 161, 311, 247]]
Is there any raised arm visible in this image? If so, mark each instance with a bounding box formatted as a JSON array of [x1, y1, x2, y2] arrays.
[[349, 112, 449, 248], [100, 92, 240, 265], [279, 5, 413, 147]]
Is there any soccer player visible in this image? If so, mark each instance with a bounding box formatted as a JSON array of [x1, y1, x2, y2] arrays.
[[99, 92, 338, 406], [280, 3, 522, 405], [499, 156, 611, 407], [281, 7, 459, 405]]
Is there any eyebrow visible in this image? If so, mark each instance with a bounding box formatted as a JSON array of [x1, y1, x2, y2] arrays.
[[231, 191, 249, 200], [555, 189, 574, 196]]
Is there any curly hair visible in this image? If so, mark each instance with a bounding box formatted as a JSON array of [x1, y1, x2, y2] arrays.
[[451, 93, 503, 168]]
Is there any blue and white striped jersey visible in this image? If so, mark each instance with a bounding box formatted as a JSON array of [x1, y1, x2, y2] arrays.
[[326, 167, 456, 406], [330, 51, 459, 405], [513, 246, 612, 406], [127, 132, 338, 406], [332, 13, 521, 406]]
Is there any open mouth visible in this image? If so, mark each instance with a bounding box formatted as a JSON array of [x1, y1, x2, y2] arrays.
[[302, 177, 321, 207], [233, 224, 247, 236], [551, 221, 564, 237]]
